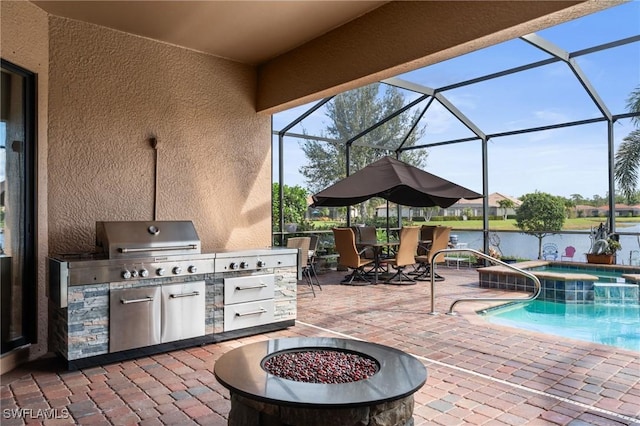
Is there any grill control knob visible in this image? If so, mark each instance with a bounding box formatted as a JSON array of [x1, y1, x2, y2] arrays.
[[188, 265, 198, 273], [229, 262, 239, 270], [156, 268, 165, 276], [173, 266, 182, 275], [257, 259, 266, 268], [239, 261, 249, 269], [140, 268, 149, 278], [130, 269, 139, 278], [122, 270, 132, 279]]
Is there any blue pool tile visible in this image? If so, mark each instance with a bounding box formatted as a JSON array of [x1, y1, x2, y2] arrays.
[[544, 289, 555, 300]]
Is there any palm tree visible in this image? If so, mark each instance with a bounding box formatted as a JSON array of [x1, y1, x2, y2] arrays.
[[496, 198, 515, 220], [614, 86, 640, 203], [626, 86, 640, 124]]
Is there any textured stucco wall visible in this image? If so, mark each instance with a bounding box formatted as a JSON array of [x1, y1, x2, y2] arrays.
[[0, 0, 49, 368], [47, 17, 272, 254]]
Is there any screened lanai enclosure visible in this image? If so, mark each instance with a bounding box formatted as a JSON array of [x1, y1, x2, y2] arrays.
[[272, 2, 640, 260]]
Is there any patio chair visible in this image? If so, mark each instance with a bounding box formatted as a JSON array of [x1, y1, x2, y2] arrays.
[[384, 226, 420, 285], [413, 226, 451, 281], [542, 243, 558, 260], [353, 225, 377, 260], [560, 245, 576, 261], [356, 225, 377, 242], [417, 225, 437, 256], [332, 228, 374, 285], [411, 225, 440, 276], [307, 235, 322, 291], [286, 237, 315, 297]]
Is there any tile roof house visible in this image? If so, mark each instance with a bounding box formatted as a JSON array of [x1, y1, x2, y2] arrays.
[[373, 193, 522, 218], [441, 192, 522, 217], [577, 204, 640, 217]]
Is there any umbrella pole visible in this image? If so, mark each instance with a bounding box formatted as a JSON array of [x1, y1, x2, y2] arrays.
[[386, 200, 390, 242]]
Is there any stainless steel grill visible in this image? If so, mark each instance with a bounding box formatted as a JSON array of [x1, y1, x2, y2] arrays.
[[95, 221, 201, 259], [49, 221, 215, 307], [49, 220, 213, 355]]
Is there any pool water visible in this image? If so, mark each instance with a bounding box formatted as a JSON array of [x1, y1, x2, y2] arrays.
[[483, 300, 640, 352]]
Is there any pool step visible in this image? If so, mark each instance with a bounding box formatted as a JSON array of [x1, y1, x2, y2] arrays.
[[622, 273, 640, 283]]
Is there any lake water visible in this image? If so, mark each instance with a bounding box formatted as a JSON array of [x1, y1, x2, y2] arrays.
[[451, 223, 640, 264]]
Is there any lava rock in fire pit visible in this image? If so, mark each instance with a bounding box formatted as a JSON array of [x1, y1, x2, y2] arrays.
[[263, 349, 379, 384]]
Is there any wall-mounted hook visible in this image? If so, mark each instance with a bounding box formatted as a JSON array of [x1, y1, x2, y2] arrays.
[[149, 136, 158, 150]]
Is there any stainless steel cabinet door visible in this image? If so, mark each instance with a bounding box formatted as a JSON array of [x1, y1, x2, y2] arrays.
[[223, 299, 275, 332], [224, 274, 275, 304], [110, 286, 161, 353], [161, 281, 205, 343]]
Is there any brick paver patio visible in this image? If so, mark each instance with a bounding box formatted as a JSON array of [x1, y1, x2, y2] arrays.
[[1, 267, 639, 425]]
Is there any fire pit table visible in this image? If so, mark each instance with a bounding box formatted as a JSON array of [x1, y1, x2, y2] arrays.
[[214, 337, 427, 426]]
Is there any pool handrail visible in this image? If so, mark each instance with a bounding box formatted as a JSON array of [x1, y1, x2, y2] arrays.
[[428, 248, 542, 315]]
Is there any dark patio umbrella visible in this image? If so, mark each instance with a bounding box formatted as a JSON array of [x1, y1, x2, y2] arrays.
[[311, 156, 482, 208]]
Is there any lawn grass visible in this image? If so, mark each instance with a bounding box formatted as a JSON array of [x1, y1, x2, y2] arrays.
[[416, 217, 640, 231], [423, 217, 640, 231], [309, 217, 640, 232]]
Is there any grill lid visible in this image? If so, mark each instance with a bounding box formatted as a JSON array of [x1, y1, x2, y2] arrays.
[[96, 221, 201, 259]]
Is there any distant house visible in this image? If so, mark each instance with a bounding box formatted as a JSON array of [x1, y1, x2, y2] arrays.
[[595, 204, 640, 217], [374, 192, 521, 218], [305, 195, 358, 220], [574, 204, 600, 217], [443, 193, 521, 217], [575, 204, 640, 217], [375, 204, 428, 218]]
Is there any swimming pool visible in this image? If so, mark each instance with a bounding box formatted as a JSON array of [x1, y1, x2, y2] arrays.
[[483, 300, 640, 352]]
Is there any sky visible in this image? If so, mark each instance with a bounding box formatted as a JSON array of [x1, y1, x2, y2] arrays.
[[272, 2, 640, 200]]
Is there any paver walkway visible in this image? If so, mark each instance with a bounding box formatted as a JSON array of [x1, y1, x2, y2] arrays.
[[1, 267, 639, 425]]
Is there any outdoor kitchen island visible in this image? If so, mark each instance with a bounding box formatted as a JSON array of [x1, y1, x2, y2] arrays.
[[48, 221, 299, 370]]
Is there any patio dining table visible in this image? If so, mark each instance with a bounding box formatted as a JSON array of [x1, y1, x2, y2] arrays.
[[356, 240, 399, 283]]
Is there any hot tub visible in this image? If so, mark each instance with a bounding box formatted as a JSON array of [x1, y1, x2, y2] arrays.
[[478, 261, 640, 304]]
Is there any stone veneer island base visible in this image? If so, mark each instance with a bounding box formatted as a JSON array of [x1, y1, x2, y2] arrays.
[[49, 249, 298, 370]]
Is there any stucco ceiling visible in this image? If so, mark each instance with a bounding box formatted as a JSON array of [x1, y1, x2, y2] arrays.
[[31, 0, 388, 65]]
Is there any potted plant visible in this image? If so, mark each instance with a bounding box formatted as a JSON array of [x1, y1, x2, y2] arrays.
[[586, 237, 621, 264], [473, 247, 501, 266], [501, 256, 518, 264]]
